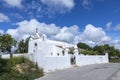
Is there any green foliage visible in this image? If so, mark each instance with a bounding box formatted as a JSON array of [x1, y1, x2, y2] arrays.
[[93, 44, 120, 59], [0, 34, 14, 52], [81, 50, 97, 55], [77, 42, 92, 50], [0, 57, 44, 80], [0, 34, 17, 58], [77, 42, 120, 62], [93, 44, 110, 55], [17, 37, 30, 53]]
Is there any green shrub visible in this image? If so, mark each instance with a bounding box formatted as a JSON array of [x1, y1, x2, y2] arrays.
[[81, 50, 97, 55], [0, 57, 44, 80]]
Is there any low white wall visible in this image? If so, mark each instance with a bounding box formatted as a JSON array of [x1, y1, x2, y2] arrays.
[[76, 53, 109, 66], [42, 56, 71, 72], [1, 54, 10, 58], [1, 53, 28, 59], [1, 53, 109, 72], [29, 50, 71, 72]]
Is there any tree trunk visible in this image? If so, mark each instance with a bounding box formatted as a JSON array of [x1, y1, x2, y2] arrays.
[[10, 52, 13, 58]]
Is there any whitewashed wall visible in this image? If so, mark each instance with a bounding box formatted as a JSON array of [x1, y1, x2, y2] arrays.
[[42, 56, 71, 72], [76, 53, 109, 66], [32, 50, 71, 72], [1, 54, 10, 58], [1, 52, 109, 72], [1, 54, 27, 59]]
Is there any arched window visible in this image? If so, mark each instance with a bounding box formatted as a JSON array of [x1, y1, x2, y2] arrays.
[[57, 53, 59, 56], [35, 43, 37, 47]]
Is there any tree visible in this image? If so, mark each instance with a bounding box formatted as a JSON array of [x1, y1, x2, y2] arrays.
[[93, 44, 120, 59], [93, 44, 110, 55], [0, 34, 16, 58], [17, 37, 30, 53], [81, 50, 97, 55], [77, 42, 92, 50]]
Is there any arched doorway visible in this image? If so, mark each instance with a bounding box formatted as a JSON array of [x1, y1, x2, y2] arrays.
[[71, 54, 76, 65]]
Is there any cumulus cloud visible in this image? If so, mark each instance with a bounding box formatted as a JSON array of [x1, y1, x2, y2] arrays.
[[5, 19, 120, 50], [6, 19, 79, 42], [15, 19, 60, 36], [7, 29, 19, 40], [0, 13, 9, 22], [106, 22, 112, 30], [53, 25, 79, 42], [6, 19, 112, 46], [3, 0, 23, 8], [81, 24, 111, 42]]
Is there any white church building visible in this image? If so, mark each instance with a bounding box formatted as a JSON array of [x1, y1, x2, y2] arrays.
[[27, 29, 109, 72]]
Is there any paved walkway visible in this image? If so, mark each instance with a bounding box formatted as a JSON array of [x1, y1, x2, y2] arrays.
[[36, 63, 120, 80]]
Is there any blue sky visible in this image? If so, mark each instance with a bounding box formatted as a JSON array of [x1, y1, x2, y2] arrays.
[[0, 0, 120, 48]]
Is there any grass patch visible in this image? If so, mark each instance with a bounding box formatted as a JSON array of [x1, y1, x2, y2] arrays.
[[0, 57, 44, 80]]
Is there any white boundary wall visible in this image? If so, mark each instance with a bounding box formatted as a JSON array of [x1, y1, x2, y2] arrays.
[[1, 53, 109, 72], [41, 56, 71, 72], [76, 53, 109, 66], [31, 51, 71, 72], [1, 54, 28, 59]]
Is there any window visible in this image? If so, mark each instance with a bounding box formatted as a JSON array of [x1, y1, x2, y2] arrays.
[[57, 53, 59, 56], [35, 43, 37, 47], [51, 52, 53, 56]]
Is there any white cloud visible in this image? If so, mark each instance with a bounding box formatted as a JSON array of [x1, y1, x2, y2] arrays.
[[6, 29, 19, 40], [53, 25, 79, 42], [81, 0, 92, 10], [7, 19, 120, 50], [25, 0, 75, 18], [41, 0, 75, 11], [6, 19, 112, 45], [3, 0, 23, 8], [106, 22, 112, 30], [15, 19, 60, 36], [109, 40, 120, 50], [114, 24, 120, 31], [6, 20, 120, 50], [0, 13, 9, 22], [6, 19, 79, 42], [81, 24, 111, 42]]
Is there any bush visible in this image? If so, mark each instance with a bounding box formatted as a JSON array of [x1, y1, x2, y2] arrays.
[[81, 50, 97, 55], [0, 57, 44, 80]]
